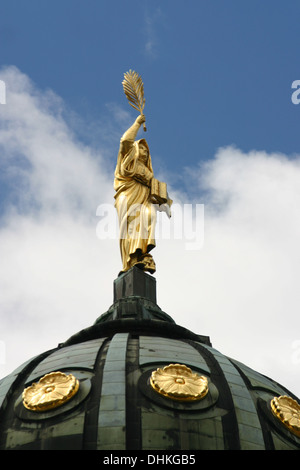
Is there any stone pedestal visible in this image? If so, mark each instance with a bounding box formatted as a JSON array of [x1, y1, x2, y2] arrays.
[[95, 267, 176, 325], [113, 267, 156, 303]]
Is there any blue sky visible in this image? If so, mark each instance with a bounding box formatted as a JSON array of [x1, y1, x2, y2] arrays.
[[2, 0, 300, 169], [1, 1, 300, 399]]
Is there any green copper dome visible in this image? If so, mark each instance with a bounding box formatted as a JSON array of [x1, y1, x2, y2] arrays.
[[0, 268, 299, 451]]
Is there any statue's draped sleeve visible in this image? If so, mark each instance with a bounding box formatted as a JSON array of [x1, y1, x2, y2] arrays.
[[114, 121, 153, 191]]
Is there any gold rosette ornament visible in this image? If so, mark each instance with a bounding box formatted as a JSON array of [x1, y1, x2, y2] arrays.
[[150, 364, 209, 402], [22, 371, 79, 412], [271, 395, 300, 437]]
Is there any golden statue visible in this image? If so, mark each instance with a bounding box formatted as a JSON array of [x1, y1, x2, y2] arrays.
[[114, 71, 171, 275]]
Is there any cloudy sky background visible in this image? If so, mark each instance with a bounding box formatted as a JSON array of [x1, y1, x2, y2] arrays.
[[0, 1, 300, 398]]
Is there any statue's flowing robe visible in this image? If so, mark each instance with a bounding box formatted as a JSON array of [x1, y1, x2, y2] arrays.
[[114, 137, 156, 272]]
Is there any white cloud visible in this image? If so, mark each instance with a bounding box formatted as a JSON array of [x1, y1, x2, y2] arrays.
[[156, 147, 300, 397], [0, 66, 118, 375], [0, 66, 300, 401], [0, 66, 112, 217]]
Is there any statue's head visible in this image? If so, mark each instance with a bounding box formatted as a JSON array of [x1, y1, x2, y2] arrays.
[[138, 139, 149, 165]]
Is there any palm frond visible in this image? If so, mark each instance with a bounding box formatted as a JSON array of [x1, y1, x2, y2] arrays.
[[122, 70, 146, 130]]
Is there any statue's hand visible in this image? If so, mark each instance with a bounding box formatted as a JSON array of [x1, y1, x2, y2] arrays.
[[136, 114, 146, 125]]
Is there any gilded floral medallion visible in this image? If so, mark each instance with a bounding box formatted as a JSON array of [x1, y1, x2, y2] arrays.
[[22, 371, 80, 412], [150, 364, 209, 401], [271, 395, 300, 437]]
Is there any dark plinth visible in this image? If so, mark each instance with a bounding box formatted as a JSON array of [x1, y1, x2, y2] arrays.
[[114, 267, 156, 303], [94, 266, 177, 326], [67, 266, 211, 346], [87, 266, 211, 346]]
